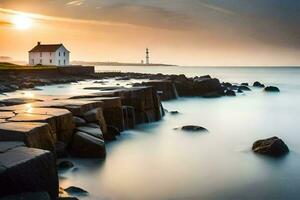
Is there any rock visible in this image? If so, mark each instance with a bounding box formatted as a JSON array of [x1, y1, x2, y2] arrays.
[[0, 98, 42, 106], [54, 141, 68, 158], [57, 197, 79, 200], [58, 160, 74, 170], [252, 136, 289, 157], [241, 83, 249, 86], [225, 90, 236, 96], [237, 89, 243, 93], [140, 80, 178, 101], [0, 145, 58, 199], [76, 126, 104, 140], [107, 125, 120, 137], [122, 106, 135, 129], [64, 186, 88, 195], [238, 86, 251, 91], [0, 111, 15, 119], [0, 122, 55, 152], [253, 81, 265, 88], [83, 108, 107, 134], [72, 117, 86, 126], [0, 192, 51, 200], [69, 131, 106, 158], [264, 86, 280, 92], [181, 125, 208, 132], [170, 111, 179, 115]]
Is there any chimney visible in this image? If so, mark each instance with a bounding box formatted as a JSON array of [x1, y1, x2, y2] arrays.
[[37, 41, 41, 46]]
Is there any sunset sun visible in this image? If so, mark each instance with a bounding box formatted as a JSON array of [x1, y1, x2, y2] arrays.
[[12, 14, 32, 30]]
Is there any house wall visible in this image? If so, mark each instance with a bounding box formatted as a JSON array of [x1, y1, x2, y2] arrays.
[[28, 45, 70, 66], [54, 46, 70, 66]]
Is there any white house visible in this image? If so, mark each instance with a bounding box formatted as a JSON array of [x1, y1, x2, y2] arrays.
[[29, 42, 70, 66]]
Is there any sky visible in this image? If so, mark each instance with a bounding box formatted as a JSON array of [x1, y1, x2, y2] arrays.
[[0, 0, 300, 66]]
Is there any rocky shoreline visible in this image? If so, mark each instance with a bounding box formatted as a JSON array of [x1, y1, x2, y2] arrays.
[[0, 71, 282, 199]]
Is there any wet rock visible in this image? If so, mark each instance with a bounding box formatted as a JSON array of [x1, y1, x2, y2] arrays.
[[170, 111, 179, 115], [55, 141, 68, 158], [237, 89, 243, 93], [83, 108, 107, 134], [64, 186, 88, 195], [238, 86, 251, 91], [241, 83, 249, 86], [225, 90, 236, 96], [253, 81, 265, 88], [181, 125, 208, 132], [107, 125, 120, 137], [264, 86, 280, 92], [72, 117, 86, 126], [57, 197, 79, 200], [252, 136, 289, 157], [122, 106, 135, 129], [69, 131, 106, 158], [0, 145, 58, 199], [202, 91, 222, 98], [140, 80, 178, 101], [116, 76, 130, 81], [58, 160, 74, 170], [0, 122, 55, 152], [0, 111, 15, 119], [76, 126, 104, 140]]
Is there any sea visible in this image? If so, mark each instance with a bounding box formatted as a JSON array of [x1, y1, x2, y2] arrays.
[[3, 66, 300, 200]]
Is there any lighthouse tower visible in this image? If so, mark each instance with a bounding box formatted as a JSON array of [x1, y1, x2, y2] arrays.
[[145, 48, 150, 65]]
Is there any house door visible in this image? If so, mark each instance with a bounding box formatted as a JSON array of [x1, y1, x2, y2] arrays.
[[64, 60, 66, 65], [59, 60, 61, 65]]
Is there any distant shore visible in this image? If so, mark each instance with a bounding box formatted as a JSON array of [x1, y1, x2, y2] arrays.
[[71, 61, 176, 67]]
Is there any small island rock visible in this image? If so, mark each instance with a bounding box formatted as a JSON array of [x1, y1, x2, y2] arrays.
[[264, 86, 280, 92], [252, 136, 289, 157], [181, 125, 208, 132]]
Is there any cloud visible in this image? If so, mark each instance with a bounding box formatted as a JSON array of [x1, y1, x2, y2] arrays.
[[66, 0, 85, 6], [197, 2, 236, 15]]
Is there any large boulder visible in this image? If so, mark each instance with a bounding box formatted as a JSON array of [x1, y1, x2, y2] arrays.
[[69, 131, 106, 158], [0, 122, 55, 152], [264, 86, 280, 92], [140, 80, 178, 101], [252, 136, 289, 156], [83, 108, 107, 134], [0, 144, 58, 199]]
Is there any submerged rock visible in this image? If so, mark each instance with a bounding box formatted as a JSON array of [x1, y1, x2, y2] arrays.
[[225, 90, 236, 96], [58, 160, 74, 170], [73, 117, 86, 126], [241, 83, 249, 86], [180, 125, 208, 132], [64, 186, 88, 195], [170, 111, 179, 115], [253, 81, 265, 88], [252, 136, 289, 157], [264, 86, 280, 92]]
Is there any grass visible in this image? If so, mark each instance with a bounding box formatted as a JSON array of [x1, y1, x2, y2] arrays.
[[0, 62, 57, 70]]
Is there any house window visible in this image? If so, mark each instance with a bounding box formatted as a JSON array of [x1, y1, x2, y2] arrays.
[[40, 52, 42, 57], [32, 59, 34, 65], [40, 59, 42, 64], [59, 52, 61, 56], [64, 60, 66, 65], [63, 52, 66, 56], [59, 60, 61, 65], [50, 59, 52, 64]]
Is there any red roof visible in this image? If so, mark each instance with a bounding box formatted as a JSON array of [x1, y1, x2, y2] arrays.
[[29, 44, 69, 52]]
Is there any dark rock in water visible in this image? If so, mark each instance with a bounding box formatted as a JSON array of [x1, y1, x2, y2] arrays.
[[181, 125, 208, 132], [222, 82, 232, 88], [55, 141, 68, 158], [241, 83, 249, 86], [252, 136, 289, 157], [58, 160, 74, 170], [237, 89, 243, 93], [238, 86, 251, 91], [170, 111, 179, 115], [253, 81, 265, 88], [264, 86, 280, 92], [64, 186, 88, 195], [107, 125, 120, 136], [225, 90, 236, 96], [202, 91, 222, 98], [57, 197, 79, 200]]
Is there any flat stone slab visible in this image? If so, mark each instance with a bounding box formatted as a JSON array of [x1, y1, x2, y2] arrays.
[[0, 146, 58, 199], [0, 112, 15, 119], [0, 98, 42, 106], [0, 141, 25, 153], [0, 122, 54, 152]]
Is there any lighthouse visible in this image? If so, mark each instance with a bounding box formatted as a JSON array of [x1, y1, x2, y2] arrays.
[[145, 48, 150, 65]]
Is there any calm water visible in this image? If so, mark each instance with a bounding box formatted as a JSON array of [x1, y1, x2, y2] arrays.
[[4, 66, 300, 200]]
